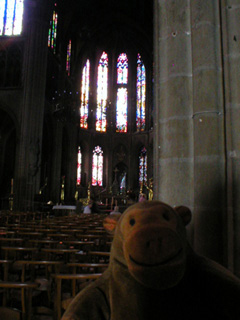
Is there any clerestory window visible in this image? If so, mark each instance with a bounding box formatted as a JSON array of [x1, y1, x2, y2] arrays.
[[0, 0, 24, 36]]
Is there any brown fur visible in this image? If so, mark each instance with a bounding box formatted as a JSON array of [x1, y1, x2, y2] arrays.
[[62, 201, 240, 320]]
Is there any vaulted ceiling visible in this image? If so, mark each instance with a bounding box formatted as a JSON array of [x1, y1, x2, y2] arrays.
[[58, 0, 153, 63]]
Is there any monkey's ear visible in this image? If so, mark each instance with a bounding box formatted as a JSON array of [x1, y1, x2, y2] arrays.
[[174, 206, 192, 226], [103, 214, 121, 234]]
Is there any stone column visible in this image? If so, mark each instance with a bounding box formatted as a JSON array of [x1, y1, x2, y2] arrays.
[[190, 1, 226, 264], [65, 124, 78, 203], [50, 120, 63, 204], [153, 0, 194, 207], [154, 0, 226, 264], [15, 2, 49, 210], [220, 0, 240, 275]]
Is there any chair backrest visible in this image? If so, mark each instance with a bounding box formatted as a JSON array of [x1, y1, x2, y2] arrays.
[[51, 273, 102, 320]]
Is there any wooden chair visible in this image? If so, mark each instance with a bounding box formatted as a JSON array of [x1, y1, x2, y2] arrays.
[[28, 239, 59, 249], [16, 232, 43, 240], [67, 262, 108, 274], [76, 251, 110, 263], [0, 237, 25, 246], [14, 260, 64, 316], [62, 240, 94, 251], [0, 281, 39, 320], [1, 246, 39, 261], [45, 233, 74, 241], [0, 260, 14, 281], [15, 260, 64, 283], [41, 248, 78, 263], [51, 273, 102, 320]]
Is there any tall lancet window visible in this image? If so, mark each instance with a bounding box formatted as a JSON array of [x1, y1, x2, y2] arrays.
[[76, 146, 82, 185], [66, 39, 71, 76], [80, 59, 90, 129], [116, 53, 128, 133], [92, 146, 103, 186], [96, 52, 108, 132], [136, 53, 146, 131], [139, 147, 147, 186], [0, 0, 24, 35], [48, 5, 58, 54]]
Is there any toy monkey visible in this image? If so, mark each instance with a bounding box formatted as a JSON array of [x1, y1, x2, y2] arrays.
[[62, 200, 240, 320]]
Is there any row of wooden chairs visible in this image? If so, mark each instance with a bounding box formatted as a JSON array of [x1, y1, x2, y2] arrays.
[[0, 212, 112, 319]]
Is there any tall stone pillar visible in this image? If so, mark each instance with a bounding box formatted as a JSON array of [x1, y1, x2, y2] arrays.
[[153, 0, 194, 207], [220, 1, 240, 275], [65, 124, 78, 203], [190, 1, 226, 264], [15, 2, 49, 210], [50, 121, 63, 204], [154, 0, 227, 264]]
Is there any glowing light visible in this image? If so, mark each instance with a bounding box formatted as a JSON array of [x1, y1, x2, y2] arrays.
[[96, 52, 108, 132], [66, 39, 71, 76], [48, 9, 58, 54], [92, 146, 103, 186], [139, 147, 147, 186], [77, 146, 82, 185], [136, 53, 146, 131], [80, 59, 90, 129], [117, 53, 128, 84], [116, 88, 128, 133], [0, 0, 24, 36]]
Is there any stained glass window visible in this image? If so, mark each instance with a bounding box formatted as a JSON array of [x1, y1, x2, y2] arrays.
[[0, 0, 24, 36], [80, 59, 90, 129], [139, 147, 147, 186], [136, 53, 146, 131], [48, 7, 58, 54], [96, 52, 108, 132], [117, 53, 128, 84], [116, 88, 128, 133], [92, 146, 103, 186], [116, 53, 128, 133], [77, 146, 82, 185], [66, 39, 71, 76]]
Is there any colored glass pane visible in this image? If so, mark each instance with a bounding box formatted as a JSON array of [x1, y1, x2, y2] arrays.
[[92, 146, 103, 186], [80, 59, 90, 129], [117, 53, 128, 84], [77, 146, 82, 185], [0, 0, 24, 36], [136, 53, 146, 131], [139, 147, 147, 186], [116, 87, 128, 133], [48, 8, 58, 54], [66, 39, 71, 76], [96, 52, 108, 132]]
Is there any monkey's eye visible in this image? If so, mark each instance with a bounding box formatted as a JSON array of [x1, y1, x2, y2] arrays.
[[129, 218, 136, 226], [163, 212, 170, 221]]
